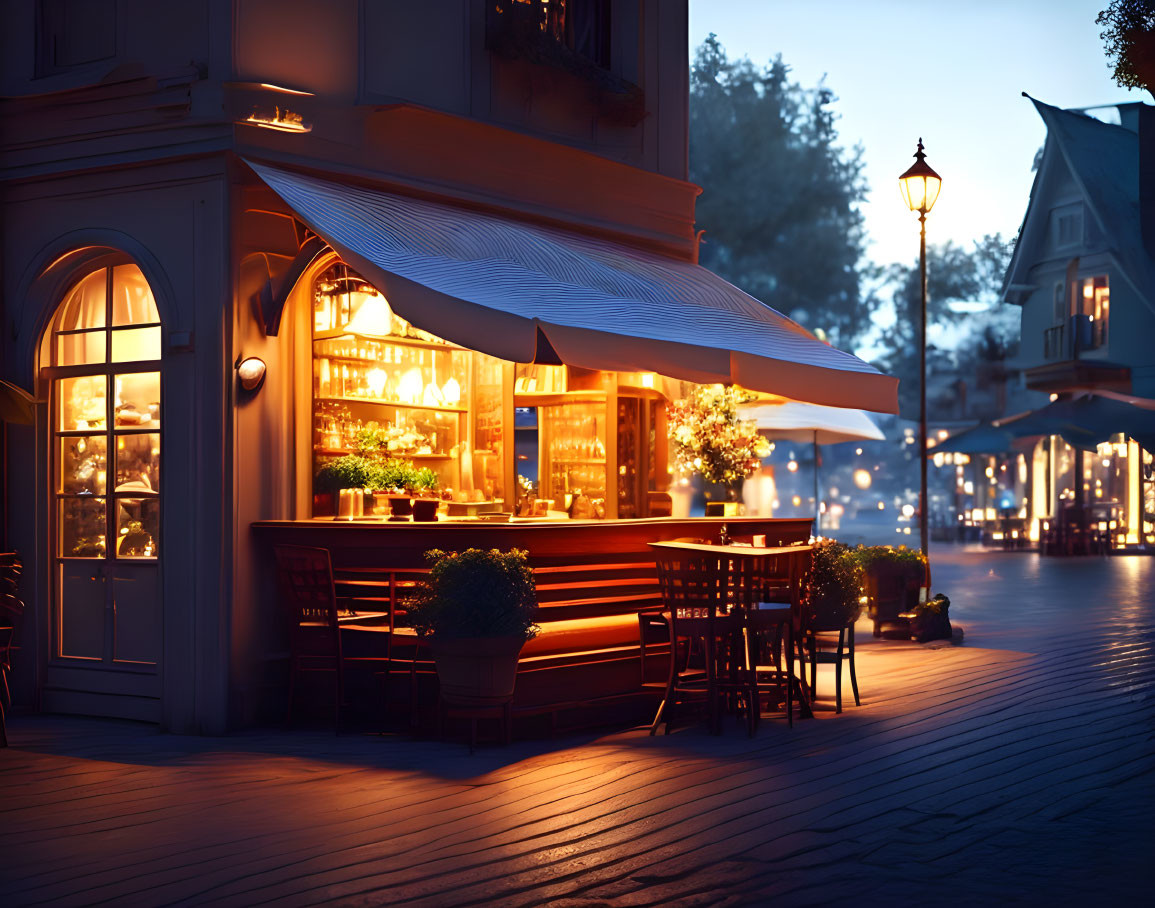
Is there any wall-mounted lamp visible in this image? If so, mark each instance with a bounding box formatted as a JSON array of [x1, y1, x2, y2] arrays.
[[236, 356, 267, 392]]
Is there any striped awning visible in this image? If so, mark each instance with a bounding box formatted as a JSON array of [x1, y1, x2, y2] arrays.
[[247, 161, 897, 412]]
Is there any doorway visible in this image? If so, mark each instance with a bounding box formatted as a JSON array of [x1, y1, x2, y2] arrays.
[[40, 262, 163, 717]]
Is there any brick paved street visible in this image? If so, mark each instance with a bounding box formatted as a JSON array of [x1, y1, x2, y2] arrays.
[[2, 545, 1152, 906]]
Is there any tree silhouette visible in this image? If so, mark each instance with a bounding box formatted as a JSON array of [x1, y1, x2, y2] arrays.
[[1098, 0, 1155, 95], [690, 35, 872, 350]]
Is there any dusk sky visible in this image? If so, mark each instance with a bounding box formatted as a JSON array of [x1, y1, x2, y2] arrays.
[[689, 0, 1141, 273]]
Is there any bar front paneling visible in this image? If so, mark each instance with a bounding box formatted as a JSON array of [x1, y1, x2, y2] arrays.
[[253, 517, 812, 719]]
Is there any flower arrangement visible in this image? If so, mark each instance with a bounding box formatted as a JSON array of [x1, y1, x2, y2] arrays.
[[667, 384, 770, 486]]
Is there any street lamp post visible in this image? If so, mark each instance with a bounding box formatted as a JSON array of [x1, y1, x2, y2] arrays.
[[898, 139, 942, 558]]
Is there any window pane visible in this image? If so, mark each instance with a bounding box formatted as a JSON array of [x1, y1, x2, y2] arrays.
[[114, 373, 160, 428], [57, 329, 106, 366], [60, 497, 106, 558], [111, 326, 162, 363], [55, 269, 106, 332], [113, 569, 159, 663], [59, 562, 105, 660], [115, 433, 159, 493], [58, 375, 108, 431], [111, 264, 160, 326], [59, 435, 107, 495], [115, 498, 159, 558]]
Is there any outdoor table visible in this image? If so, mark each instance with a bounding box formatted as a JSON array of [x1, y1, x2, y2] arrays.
[[648, 540, 814, 719]]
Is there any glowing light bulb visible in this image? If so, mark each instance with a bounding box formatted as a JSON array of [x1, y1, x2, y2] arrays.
[[398, 368, 422, 404], [442, 376, 461, 405], [367, 368, 387, 398], [346, 289, 393, 337]]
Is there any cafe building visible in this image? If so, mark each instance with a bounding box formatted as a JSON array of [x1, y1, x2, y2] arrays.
[[1, 1, 895, 733]]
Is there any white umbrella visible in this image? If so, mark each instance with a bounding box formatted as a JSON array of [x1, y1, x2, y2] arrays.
[[742, 400, 884, 531]]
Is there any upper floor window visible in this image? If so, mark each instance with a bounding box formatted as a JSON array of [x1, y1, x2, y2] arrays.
[[37, 0, 117, 77], [1051, 204, 1083, 251], [1045, 274, 1109, 359], [1075, 274, 1109, 350], [490, 0, 613, 71]]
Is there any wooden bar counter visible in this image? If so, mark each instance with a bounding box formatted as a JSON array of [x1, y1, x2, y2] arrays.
[[252, 517, 813, 728]]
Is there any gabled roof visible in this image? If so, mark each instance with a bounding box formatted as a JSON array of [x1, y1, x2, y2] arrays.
[[1003, 96, 1155, 315]]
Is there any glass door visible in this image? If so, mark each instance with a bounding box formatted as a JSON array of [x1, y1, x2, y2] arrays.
[[47, 264, 162, 669]]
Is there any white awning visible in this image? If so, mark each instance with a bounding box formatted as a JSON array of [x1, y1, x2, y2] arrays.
[[248, 160, 897, 412]]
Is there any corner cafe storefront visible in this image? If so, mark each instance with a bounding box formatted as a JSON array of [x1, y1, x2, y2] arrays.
[[12, 159, 895, 733]]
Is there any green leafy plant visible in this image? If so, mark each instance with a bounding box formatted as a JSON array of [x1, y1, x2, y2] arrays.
[[409, 466, 439, 492], [806, 539, 865, 629], [353, 426, 389, 458], [853, 544, 927, 572], [409, 548, 539, 641], [314, 455, 379, 494], [375, 458, 413, 492]]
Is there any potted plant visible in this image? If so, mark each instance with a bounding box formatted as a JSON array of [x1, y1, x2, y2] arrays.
[[409, 548, 539, 707], [374, 458, 417, 519], [409, 466, 441, 521], [314, 455, 378, 516], [910, 593, 952, 643], [805, 539, 864, 631], [855, 545, 928, 638]]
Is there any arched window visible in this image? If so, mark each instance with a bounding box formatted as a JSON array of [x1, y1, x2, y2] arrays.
[[44, 263, 162, 664]]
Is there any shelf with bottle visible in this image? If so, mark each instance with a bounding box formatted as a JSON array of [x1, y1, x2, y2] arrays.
[[314, 395, 467, 414], [315, 448, 453, 460], [314, 350, 468, 410], [313, 401, 458, 460], [314, 328, 462, 348]]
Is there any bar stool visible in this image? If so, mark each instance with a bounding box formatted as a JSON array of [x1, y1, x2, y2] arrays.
[[737, 553, 798, 730], [650, 550, 751, 735]]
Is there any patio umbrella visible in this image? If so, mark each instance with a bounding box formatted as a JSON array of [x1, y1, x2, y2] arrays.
[[1002, 394, 1155, 452], [932, 422, 1022, 456], [741, 399, 884, 530]]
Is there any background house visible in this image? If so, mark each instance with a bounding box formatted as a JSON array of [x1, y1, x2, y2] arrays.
[[1001, 97, 1155, 547]]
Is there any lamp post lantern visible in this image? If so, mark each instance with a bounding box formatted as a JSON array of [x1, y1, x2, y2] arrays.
[[898, 138, 941, 557]]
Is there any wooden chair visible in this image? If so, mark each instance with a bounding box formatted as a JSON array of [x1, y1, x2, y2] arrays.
[[745, 547, 814, 729], [273, 544, 394, 733], [799, 618, 860, 714], [651, 550, 752, 735], [0, 553, 25, 749]]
